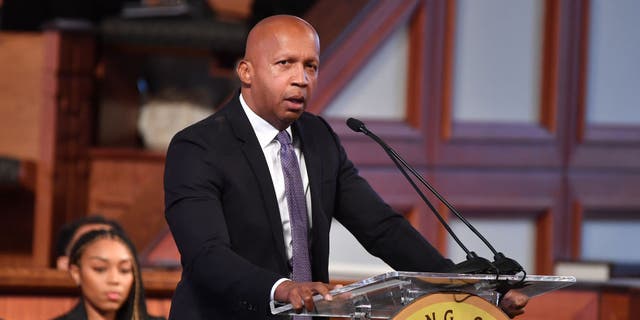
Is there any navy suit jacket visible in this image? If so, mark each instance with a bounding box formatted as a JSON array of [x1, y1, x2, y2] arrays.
[[164, 96, 453, 319]]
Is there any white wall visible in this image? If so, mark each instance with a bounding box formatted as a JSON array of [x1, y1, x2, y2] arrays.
[[446, 218, 536, 273], [452, 0, 543, 124], [323, 25, 407, 121], [586, 0, 640, 125]]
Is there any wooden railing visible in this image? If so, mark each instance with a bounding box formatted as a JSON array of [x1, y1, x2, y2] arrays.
[[0, 267, 179, 319], [2, 266, 640, 319]]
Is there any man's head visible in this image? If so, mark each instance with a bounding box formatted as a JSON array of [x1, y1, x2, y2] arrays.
[[237, 15, 320, 131], [55, 215, 124, 270]]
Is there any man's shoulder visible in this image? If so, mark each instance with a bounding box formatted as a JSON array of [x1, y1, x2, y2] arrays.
[[298, 111, 333, 132], [173, 101, 237, 142]]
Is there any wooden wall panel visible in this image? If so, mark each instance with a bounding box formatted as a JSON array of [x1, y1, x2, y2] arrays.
[[331, 119, 427, 167], [519, 290, 598, 319], [434, 0, 564, 169], [0, 32, 44, 161], [36, 29, 97, 267], [571, 0, 640, 171], [146, 298, 173, 318], [569, 172, 640, 259], [0, 33, 45, 267], [0, 296, 77, 319], [87, 149, 167, 255], [0, 296, 172, 319], [0, 29, 97, 267], [599, 291, 629, 320], [142, 229, 181, 268], [0, 268, 177, 319], [310, 0, 575, 272], [571, 172, 640, 210], [310, 0, 640, 276], [431, 171, 562, 274]]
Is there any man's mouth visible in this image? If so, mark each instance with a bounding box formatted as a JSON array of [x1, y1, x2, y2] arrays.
[[285, 96, 305, 108]]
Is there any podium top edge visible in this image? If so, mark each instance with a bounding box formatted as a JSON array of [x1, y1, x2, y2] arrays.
[[359, 271, 576, 284]]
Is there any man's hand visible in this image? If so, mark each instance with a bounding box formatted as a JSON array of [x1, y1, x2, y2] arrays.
[[274, 280, 336, 313], [498, 290, 529, 318]]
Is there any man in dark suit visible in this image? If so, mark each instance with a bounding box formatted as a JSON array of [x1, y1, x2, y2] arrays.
[[164, 15, 527, 319]]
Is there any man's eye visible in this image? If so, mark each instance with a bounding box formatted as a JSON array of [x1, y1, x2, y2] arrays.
[[277, 60, 288, 65]]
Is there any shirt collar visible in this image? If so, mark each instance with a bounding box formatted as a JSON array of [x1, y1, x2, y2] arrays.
[[239, 93, 292, 148]]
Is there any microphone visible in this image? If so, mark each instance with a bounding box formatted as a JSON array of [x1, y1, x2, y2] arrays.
[[346, 118, 524, 275]]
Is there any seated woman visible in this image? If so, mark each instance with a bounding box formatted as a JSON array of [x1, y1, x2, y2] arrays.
[[53, 229, 165, 320]]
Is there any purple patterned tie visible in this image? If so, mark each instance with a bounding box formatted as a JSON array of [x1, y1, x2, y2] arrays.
[[276, 130, 312, 284]]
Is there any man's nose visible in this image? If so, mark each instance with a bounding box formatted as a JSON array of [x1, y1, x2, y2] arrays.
[[291, 63, 309, 86]]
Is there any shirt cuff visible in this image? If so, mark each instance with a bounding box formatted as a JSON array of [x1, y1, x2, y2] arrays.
[[270, 278, 291, 301]]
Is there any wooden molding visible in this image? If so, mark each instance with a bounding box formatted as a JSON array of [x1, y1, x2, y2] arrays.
[[435, 0, 563, 168], [574, 0, 591, 144], [38, 30, 97, 267], [406, 1, 427, 129], [539, 0, 561, 134], [328, 118, 426, 166], [570, 201, 583, 260], [0, 267, 179, 296], [308, 0, 420, 114], [536, 210, 554, 274], [88, 148, 167, 256], [567, 0, 640, 170]]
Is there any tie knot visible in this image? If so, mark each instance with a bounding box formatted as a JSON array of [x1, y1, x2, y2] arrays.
[[276, 130, 291, 146]]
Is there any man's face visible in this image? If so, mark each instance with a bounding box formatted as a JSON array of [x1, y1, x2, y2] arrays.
[[240, 21, 320, 130]]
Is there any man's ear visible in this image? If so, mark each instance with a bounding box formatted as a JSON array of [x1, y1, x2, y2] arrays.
[[236, 60, 252, 85], [69, 264, 81, 286]]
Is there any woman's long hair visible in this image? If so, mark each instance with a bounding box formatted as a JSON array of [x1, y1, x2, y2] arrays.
[[68, 229, 149, 320]]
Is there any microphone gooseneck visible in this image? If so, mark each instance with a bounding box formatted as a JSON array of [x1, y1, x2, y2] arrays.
[[346, 117, 524, 275]]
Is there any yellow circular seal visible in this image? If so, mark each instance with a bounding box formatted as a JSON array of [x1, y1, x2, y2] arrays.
[[392, 292, 509, 320]]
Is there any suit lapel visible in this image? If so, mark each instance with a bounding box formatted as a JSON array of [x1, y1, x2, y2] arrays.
[[226, 99, 289, 271]]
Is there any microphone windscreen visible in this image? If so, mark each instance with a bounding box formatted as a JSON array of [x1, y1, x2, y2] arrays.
[[346, 118, 365, 133]]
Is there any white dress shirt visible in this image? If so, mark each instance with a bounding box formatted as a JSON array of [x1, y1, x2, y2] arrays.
[[239, 94, 313, 299]]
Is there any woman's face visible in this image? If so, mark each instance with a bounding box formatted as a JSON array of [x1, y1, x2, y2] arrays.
[[70, 238, 134, 316]]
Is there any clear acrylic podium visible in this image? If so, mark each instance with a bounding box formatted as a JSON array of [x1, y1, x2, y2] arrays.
[[270, 271, 576, 319]]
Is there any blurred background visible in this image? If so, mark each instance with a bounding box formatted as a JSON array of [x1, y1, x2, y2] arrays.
[[1, 0, 639, 318]]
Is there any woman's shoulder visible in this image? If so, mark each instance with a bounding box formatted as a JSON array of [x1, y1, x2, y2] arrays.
[[51, 302, 84, 320], [50, 311, 81, 320]]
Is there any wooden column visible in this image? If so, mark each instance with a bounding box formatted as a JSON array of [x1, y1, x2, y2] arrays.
[[34, 27, 96, 267]]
